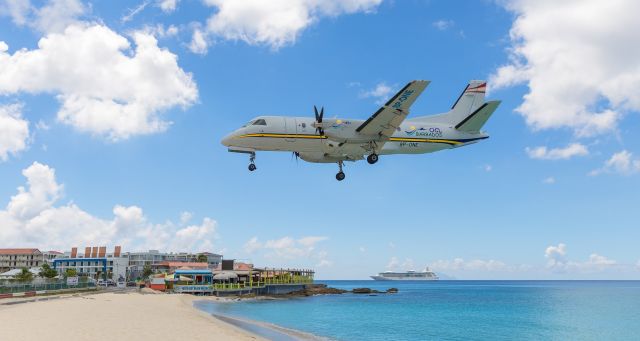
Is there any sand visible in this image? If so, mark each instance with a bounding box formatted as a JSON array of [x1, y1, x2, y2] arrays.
[[0, 291, 265, 341]]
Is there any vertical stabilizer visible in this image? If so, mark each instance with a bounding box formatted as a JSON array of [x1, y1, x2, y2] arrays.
[[449, 80, 486, 122]]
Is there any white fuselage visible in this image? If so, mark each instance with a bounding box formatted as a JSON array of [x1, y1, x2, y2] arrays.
[[222, 115, 488, 163]]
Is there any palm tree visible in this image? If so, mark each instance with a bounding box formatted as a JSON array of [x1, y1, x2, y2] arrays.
[[196, 254, 208, 263]]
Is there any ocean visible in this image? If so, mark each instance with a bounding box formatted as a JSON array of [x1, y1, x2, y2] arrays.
[[194, 280, 640, 340]]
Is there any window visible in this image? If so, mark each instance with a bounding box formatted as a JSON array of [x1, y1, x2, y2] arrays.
[[252, 119, 267, 126]]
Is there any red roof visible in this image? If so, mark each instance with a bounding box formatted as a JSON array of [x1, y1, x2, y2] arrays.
[[0, 248, 41, 255], [158, 261, 209, 269]]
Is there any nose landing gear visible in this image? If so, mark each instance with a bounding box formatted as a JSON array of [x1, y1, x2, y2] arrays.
[[367, 153, 379, 164], [335, 161, 346, 181], [248, 153, 257, 172]]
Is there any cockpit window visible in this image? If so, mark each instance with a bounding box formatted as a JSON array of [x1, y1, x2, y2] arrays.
[[252, 119, 267, 125]]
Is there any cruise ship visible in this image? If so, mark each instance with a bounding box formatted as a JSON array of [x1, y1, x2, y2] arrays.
[[370, 268, 439, 281]]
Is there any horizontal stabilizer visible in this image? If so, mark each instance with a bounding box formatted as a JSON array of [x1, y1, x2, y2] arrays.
[[455, 100, 501, 132]]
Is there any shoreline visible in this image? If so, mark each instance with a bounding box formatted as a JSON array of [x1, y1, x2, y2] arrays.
[[0, 290, 266, 341], [192, 296, 329, 341]]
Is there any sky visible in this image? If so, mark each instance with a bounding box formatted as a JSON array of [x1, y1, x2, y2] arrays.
[[0, 0, 639, 279]]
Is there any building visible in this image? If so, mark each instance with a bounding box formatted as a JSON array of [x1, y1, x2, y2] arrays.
[[54, 246, 128, 281], [0, 249, 44, 272], [125, 250, 222, 279]]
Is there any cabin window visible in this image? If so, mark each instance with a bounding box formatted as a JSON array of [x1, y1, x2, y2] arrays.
[[252, 119, 267, 125]]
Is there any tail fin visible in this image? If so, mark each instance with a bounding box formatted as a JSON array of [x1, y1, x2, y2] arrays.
[[449, 80, 486, 122], [412, 80, 496, 129], [455, 100, 501, 132]]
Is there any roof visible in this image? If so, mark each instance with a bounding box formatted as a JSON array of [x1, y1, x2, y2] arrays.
[[0, 268, 42, 277], [46, 251, 63, 254], [159, 261, 209, 268], [0, 248, 41, 255], [174, 269, 212, 275]]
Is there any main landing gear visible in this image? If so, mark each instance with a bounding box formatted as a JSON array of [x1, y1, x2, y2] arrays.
[[367, 153, 379, 164], [336, 161, 346, 181], [248, 153, 257, 172]]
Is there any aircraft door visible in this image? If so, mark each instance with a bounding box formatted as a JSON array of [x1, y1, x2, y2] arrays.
[[284, 118, 296, 142]]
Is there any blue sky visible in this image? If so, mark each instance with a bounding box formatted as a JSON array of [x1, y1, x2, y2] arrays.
[[1, 0, 639, 279]]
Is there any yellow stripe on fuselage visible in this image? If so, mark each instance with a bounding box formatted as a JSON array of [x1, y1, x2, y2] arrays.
[[238, 133, 327, 139], [236, 133, 462, 145]]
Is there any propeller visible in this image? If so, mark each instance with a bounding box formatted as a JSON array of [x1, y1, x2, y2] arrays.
[[313, 105, 324, 135], [291, 151, 300, 164]]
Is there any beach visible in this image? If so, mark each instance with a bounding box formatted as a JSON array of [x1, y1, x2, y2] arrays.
[[0, 291, 265, 341]]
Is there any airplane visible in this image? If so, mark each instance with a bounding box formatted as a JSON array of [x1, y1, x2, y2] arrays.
[[221, 80, 500, 181]]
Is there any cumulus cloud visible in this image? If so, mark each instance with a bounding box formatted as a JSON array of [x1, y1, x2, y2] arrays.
[[243, 235, 330, 265], [0, 103, 30, 161], [359, 82, 393, 104], [189, 27, 209, 55], [526, 143, 589, 160], [0, 0, 85, 33], [194, 0, 383, 52], [0, 24, 198, 140], [158, 0, 179, 13], [491, 0, 640, 136], [590, 150, 640, 176], [0, 162, 217, 252], [545, 243, 617, 273]]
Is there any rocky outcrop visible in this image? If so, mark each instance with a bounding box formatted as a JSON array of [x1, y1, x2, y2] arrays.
[[274, 284, 399, 297]]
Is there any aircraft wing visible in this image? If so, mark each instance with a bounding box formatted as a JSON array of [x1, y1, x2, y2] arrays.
[[355, 80, 430, 138]]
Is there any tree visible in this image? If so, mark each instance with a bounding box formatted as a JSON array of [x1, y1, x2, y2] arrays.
[[39, 263, 58, 279], [196, 254, 208, 263], [15, 268, 33, 282], [65, 268, 77, 278], [142, 264, 153, 279]]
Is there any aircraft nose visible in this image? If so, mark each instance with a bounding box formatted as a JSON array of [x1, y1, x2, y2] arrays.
[[221, 133, 234, 147]]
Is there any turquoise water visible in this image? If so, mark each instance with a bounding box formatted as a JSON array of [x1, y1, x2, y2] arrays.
[[194, 281, 640, 340]]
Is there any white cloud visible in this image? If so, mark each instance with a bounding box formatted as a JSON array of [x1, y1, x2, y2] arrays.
[[0, 0, 32, 26], [189, 27, 209, 55], [0, 162, 217, 252], [359, 246, 366, 253], [195, 0, 383, 52], [0, 0, 86, 33], [545, 243, 617, 273], [0, 103, 30, 161], [590, 150, 640, 176], [432, 19, 454, 31], [243, 236, 262, 254], [158, 0, 179, 13], [243, 235, 329, 265], [542, 176, 555, 184], [484, 164, 492, 172], [526, 143, 589, 160], [0, 24, 198, 140], [491, 0, 640, 136], [430, 258, 509, 272], [33, 0, 85, 33], [359, 82, 393, 104]]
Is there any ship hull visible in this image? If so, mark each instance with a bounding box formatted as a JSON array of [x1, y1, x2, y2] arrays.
[[370, 276, 438, 281]]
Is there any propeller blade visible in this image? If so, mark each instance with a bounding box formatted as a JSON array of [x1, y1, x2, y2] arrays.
[[314, 105, 319, 122], [319, 107, 324, 122]]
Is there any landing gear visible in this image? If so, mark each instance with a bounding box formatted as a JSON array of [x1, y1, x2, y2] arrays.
[[336, 161, 346, 181], [248, 153, 257, 172], [367, 153, 379, 164]]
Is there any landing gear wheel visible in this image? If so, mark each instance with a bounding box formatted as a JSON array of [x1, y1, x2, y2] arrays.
[[248, 153, 257, 172], [335, 161, 346, 181], [367, 153, 379, 164]]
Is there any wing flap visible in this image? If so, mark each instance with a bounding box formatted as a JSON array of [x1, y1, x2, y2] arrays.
[[356, 80, 429, 137]]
